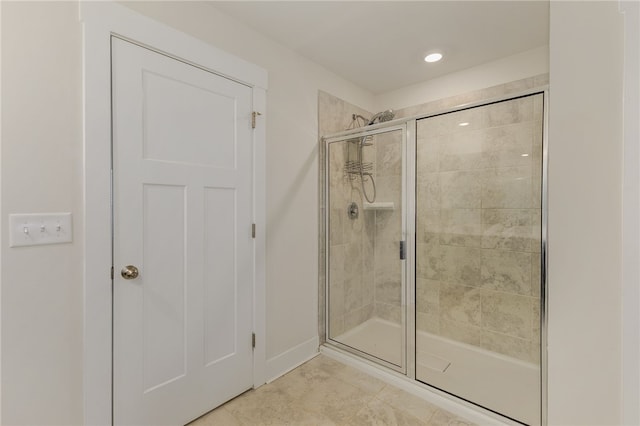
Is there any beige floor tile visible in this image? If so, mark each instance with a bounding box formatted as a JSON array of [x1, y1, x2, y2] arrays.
[[376, 385, 440, 422], [224, 385, 305, 425], [350, 398, 428, 426], [428, 409, 476, 426], [187, 407, 242, 426], [199, 355, 478, 426], [299, 375, 375, 424], [334, 364, 387, 395]]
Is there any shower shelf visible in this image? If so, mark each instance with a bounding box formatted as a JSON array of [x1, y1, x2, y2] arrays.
[[363, 202, 395, 210]]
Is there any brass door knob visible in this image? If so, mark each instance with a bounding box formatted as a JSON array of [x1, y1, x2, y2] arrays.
[[121, 265, 139, 280]]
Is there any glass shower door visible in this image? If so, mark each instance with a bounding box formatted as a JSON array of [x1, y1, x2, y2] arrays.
[[415, 94, 543, 425], [326, 126, 406, 371]]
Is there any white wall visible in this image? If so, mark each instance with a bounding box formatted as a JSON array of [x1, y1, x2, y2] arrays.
[[1, 2, 375, 423], [548, 2, 624, 425], [1, 2, 84, 425], [375, 45, 549, 112]]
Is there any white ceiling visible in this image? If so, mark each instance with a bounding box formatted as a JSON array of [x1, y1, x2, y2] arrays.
[[209, 1, 549, 94]]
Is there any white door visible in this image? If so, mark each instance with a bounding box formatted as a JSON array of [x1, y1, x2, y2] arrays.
[[111, 37, 255, 425]]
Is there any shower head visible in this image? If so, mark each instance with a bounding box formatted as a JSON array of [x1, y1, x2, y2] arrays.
[[368, 109, 395, 125]]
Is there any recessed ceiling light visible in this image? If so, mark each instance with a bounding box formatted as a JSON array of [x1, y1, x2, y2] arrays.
[[521, 153, 529, 157], [458, 122, 470, 127], [424, 52, 443, 63]]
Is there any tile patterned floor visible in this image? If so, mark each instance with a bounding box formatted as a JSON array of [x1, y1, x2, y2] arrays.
[[189, 355, 476, 426]]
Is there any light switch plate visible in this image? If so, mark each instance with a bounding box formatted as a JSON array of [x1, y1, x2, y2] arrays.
[[9, 213, 73, 247]]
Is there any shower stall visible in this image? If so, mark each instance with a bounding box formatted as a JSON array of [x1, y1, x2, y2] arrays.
[[322, 92, 546, 425]]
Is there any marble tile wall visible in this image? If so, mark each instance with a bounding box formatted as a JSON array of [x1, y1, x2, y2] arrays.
[[415, 93, 544, 364], [320, 74, 547, 361], [372, 131, 403, 324], [319, 91, 378, 338], [320, 91, 405, 339]]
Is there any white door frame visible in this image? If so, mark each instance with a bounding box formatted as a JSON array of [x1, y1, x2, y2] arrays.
[[81, 3, 267, 424]]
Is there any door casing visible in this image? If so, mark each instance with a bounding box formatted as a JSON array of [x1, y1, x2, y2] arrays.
[[81, 3, 267, 424]]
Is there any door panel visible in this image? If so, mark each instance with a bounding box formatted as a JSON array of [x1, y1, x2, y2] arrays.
[[203, 187, 237, 364], [112, 37, 254, 425], [142, 184, 187, 391]]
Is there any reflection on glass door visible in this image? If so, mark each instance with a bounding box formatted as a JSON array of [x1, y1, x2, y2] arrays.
[[326, 127, 405, 370], [415, 94, 543, 425]]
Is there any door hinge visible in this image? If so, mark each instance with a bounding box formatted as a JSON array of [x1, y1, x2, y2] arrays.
[[252, 223, 256, 239], [400, 241, 406, 260], [252, 333, 256, 349], [110, 266, 114, 280], [251, 111, 262, 129]]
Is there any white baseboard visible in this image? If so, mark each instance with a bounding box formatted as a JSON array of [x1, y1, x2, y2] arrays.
[[265, 336, 319, 383]]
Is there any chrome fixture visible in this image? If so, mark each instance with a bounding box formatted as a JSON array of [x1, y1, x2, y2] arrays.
[[121, 265, 139, 280], [367, 109, 395, 125], [345, 110, 394, 203], [347, 201, 359, 220]]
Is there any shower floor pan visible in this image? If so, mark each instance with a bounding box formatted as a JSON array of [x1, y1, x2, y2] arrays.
[[333, 317, 402, 367], [335, 317, 539, 425]]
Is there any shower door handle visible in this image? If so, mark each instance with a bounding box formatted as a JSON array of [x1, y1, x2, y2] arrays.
[[399, 241, 406, 260]]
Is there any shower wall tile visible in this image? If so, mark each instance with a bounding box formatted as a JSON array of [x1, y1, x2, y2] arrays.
[[344, 305, 374, 332], [531, 209, 541, 253], [329, 280, 345, 337], [439, 208, 481, 247], [440, 319, 482, 347], [345, 242, 363, 279], [480, 124, 534, 170], [417, 209, 440, 245], [416, 279, 440, 314], [417, 172, 441, 209], [534, 74, 549, 87], [441, 245, 482, 287], [531, 253, 541, 298], [439, 283, 482, 326], [329, 208, 345, 246], [416, 311, 440, 334], [375, 302, 401, 324], [321, 81, 546, 362], [439, 132, 483, 172], [486, 96, 534, 127], [481, 291, 532, 339], [375, 210, 400, 244], [481, 208, 532, 252], [375, 278, 402, 305], [480, 249, 532, 295], [481, 166, 532, 209], [394, 74, 547, 121], [532, 162, 542, 209], [440, 170, 483, 209], [375, 175, 402, 205], [480, 330, 534, 364], [329, 312, 345, 339], [345, 275, 363, 313], [417, 243, 443, 281], [533, 95, 544, 121], [531, 300, 541, 364], [329, 244, 346, 284], [376, 136, 402, 177], [416, 134, 441, 173], [413, 89, 544, 363]]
